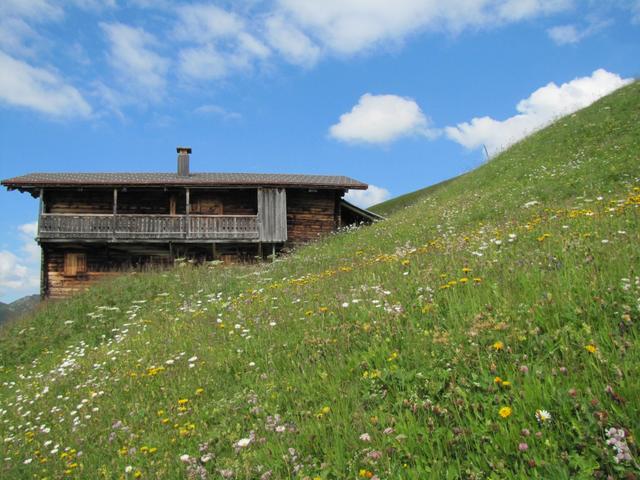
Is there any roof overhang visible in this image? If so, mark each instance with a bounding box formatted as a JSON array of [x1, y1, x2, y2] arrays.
[[2, 172, 369, 195], [340, 199, 385, 222]]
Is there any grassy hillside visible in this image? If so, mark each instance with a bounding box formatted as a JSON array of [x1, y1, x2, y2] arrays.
[[369, 176, 461, 216], [1, 81, 639, 479]]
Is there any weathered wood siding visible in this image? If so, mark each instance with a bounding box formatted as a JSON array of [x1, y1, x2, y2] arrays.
[[286, 189, 339, 245], [41, 242, 263, 298], [45, 188, 257, 216], [46, 189, 114, 214], [190, 189, 257, 215], [42, 244, 132, 298], [258, 188, 288, 242]]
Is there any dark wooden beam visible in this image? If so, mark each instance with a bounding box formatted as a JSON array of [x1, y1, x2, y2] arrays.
[[112, 188, 118, 239], [185, 188, 190, 237]]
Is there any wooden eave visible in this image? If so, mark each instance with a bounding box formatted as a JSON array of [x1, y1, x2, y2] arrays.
[[340, 200, 385, 222]]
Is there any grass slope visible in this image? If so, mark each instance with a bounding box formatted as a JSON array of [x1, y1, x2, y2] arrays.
[[369, 176, 461, 217], [1, 82, 639, 479]]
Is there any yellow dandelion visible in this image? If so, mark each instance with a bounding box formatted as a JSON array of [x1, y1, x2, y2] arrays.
[[178, 398, 189, 405], [499, 406, 512, 418], [585, 344, 597, 353], [492, 341, 504, 351]]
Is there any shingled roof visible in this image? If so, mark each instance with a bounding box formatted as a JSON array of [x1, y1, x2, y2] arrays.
[[2, 172, 368, 192]]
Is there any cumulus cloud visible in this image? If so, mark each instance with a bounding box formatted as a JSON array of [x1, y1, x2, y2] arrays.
[[345, 184, 391, 208], [330, 93, 437, 144], [0, 221, 40, 301], [101, 22, 169, 97], [0, 51, 92, 117], [274, 0, 572, 56], [445, 69, 632, 155]]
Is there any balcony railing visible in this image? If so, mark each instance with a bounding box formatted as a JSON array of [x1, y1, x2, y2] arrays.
[[38, 214, 260, 241]]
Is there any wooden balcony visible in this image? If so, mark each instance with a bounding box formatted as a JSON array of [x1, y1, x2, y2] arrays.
[[38, 214, 260, 242]]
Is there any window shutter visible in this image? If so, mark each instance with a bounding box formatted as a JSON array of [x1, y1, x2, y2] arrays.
[[64, 253, 77, 276], [64, 253, 87, 276]]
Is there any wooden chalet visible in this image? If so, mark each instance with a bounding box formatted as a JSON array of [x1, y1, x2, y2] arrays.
[[2, 147, 382, 299]]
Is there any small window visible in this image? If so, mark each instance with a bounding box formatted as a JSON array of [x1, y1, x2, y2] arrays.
[[64, 253, 87, 276]]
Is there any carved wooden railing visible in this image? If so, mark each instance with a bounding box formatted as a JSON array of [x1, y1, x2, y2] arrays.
[[38, 214, 259, 241]]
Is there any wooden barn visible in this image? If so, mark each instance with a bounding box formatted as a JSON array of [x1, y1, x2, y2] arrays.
[[2, 147, 382, 298]]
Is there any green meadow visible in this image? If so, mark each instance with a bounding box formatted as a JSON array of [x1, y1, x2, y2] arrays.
[[1, 81, 639, 479]]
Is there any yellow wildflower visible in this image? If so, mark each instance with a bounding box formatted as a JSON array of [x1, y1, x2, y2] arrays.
[[492, 341, 504, 351], [499, 406, 512, 418], [585, 344, 597, 353]]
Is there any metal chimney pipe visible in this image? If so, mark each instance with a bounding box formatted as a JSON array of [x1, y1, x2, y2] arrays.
[[177, 147, 191, 176]]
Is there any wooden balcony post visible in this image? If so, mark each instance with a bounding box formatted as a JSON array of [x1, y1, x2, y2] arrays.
[[112, 188, 118, 239], [37, 188, 44, 237], [185, 188, 190, 238]]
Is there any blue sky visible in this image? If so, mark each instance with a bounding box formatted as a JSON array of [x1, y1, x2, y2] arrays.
[[0, 0, 639, 301]]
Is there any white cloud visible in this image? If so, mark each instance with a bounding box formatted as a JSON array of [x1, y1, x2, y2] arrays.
[[0, 0, 63, 57], [274, 0, 572, 56], [194, 104, 242, 120], [547, 24, 582, 44], [264, 15, 321, 67], [445, 68, 632, 155], [174, 3, 245, 42], [178, 45, 229, 81], [547, 18, 611, 45], [633, 0, 640, 24], [0, 221, 40, 301], [0, 0, 63, 21], [329, 93, 437, 144], [69, 0, 117, 11], [0, 51, 92, 117], [345, 185, 391, 208], [101, 22, 169, 97], [18, 222, 40, 262], [173, 4, 270, 82]]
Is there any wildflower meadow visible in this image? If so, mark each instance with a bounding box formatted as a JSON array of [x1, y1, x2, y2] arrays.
[[1, 82, 639, 478]]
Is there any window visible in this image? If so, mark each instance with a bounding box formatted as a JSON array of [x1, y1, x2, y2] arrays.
[[64, 253, 87, 276]]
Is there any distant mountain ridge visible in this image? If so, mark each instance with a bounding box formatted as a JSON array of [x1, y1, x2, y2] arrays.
[[0, 295, 40, 326]]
